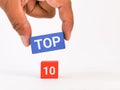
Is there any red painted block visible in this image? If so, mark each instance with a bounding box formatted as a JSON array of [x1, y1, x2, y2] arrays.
[[41, 61, 58, 79]]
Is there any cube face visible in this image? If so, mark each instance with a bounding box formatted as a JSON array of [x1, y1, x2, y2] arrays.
[[41, 61, 58, 79], [30, 32, 65, 54]]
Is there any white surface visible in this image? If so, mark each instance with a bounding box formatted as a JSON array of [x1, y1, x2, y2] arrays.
[[0, 0, 120, 90]]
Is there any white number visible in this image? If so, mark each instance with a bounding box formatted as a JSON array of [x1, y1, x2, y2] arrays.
[[43, 66, 56, 75]]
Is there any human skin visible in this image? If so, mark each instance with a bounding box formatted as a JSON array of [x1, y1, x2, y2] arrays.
[[0, 0, 74, 46]]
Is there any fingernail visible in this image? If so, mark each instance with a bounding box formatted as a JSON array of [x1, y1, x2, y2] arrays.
[[20, 36, 29, 46], [65, 33, 71, 41]]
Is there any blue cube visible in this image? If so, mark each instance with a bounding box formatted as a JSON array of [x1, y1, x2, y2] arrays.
[[30, 32, 65, 54]]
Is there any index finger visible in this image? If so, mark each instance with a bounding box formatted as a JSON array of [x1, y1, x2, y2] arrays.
[[58, 0, 74, 40], [43, 0, 74, 40]]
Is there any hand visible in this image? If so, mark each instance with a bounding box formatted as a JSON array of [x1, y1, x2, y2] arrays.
[[0, 0, 55, 46], [0, 0, 74, 46]]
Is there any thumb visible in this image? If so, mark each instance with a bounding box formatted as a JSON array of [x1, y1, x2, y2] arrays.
[[1, 0, 31, 46]]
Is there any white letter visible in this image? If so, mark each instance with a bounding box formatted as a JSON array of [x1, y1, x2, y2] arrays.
[[34, 39, 42, 50], [52, 36, 60, 47], [43, 38, 52, 48]]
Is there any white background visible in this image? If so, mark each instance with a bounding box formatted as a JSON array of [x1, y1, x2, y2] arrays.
[[0, 0, 120, 90]]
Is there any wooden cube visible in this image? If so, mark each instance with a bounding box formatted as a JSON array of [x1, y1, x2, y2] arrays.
[[41, 61, 58, 79]]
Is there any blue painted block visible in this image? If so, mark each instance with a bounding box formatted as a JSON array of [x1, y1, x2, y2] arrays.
[[30, 32, 65, 54]]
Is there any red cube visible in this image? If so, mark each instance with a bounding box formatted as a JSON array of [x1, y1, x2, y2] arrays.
[[41, 61, 58, 79]]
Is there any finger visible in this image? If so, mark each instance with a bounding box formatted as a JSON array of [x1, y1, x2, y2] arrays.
[[1, 0, 31, 46], [58, 1, 74, 40], [21, 0, 28, 7], [45, 0, 74, 40], [25, 0, 55, 18]]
